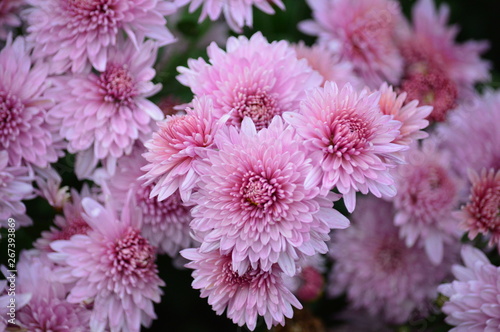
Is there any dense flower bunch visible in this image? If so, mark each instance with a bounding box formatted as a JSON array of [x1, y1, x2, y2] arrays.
[[0, 0, 499, 331]]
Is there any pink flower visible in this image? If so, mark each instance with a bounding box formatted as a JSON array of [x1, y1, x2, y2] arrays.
[[34, 166, 70, 209], [457, 168, 500, 249], [49, 197, 165, 332], [0, 0, 25, 40], [377, 82, 431, 148], [300, 0, 404, 87], [438, 246, 500, 331], [177, 0, 284, 32], [284, 82, 404, 212], [24, 0, 178, 73], [392, 141, 462, 265], [329, 196, 454, 324], [191, 117, 349, 276], [181, 248, 302, 331], [142, 96, 224, 202], [47, 38, 163, 179], [0, 36, 61, 168], [177, 32, 322, 130]]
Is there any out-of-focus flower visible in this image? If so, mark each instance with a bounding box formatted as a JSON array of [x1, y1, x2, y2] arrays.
[[47, 39, 163, 179], [300, 0, 404, 87], [176, 0, 284, 32], [0, 0, 25, 40], [329, 196, 454, 324], [177, 32, 322, 130], [34, 166, 70, 210], [438, 246, 500, 331], [284, 254, 326, 302], [284, 82, 404, 212], [24, 0, 178, 73], [49, 197, 165, 332], [191, 117, 349, 276], [182, 248, 302, 331]]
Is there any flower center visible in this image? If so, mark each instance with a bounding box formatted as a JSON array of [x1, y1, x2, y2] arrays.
[[98, 64, 135, 104], [240, 171, 278, 211], [376, 239, 404, 272], [221, 257, 267, 286], [136, 184, 189, 223], [232, 88, 280, 130], [113, 227, 155, 274], [0, 91, 24, 147], [65, 0, 119, 28], [327, 112, 371, 157], [52, 218, 91, 241]]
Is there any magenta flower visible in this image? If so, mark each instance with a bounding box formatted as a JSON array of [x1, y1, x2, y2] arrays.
[[182, 248, 302, 331], [47, 38, 163, 179], [392, 141, 462, 265], [329, 196, 454, 324], [25, 0, 178, 73], [142, 96, 224, 202], [177, 32, 322, 130], [49, 197, 165, 332], [0, 0, 25, 40], [191, 117, 349, 276], [284, 82, 404, 212], [300, 0, 404, 87], [0, 36, 61, 168], [438, 246, 500, 331], [177, 0, 284, 32]]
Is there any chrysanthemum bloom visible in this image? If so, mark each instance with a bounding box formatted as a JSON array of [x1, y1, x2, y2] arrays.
[[182, 248, 302, 331], [177, 32, 323, 130], [377, 83, 431, 148], [283, 255, 326, 302], [392, 141, 462, 265], [457, 168, 500, 248], [300, 0, 404, 87], [24, 0, 177, 74], [438, 246, 500, 331], [142, 96, 225, 202], [191, 117, 350, 276], [105, 143, 194, 257], [0, 36, 61, 168], [398, 0, 490, 121], [329, 196, 454, 324], [49, 197, 165, 332], [176, 0, 284, 32], [0, 0, 24, 40], [47, 39, 163, 179], [284, 82, 404, 213], [437, 90, 500, 179]]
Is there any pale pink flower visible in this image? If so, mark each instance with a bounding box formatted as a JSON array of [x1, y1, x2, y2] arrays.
[[24, 0, 178, 74], [329, 196, 454, 324], [181, 248, 302, 331], [49, 197, 165, 332], [392, 141, 462, 265], [142, 96, 224, 202], [457, 168, 500, 249], [0, 0, 25, 40], [34, 166, 70, 209], [177, 32, 322, 130], [176, 0, 284, 32], [47, 39, 163, 179], [0, 36, 60, 168], [438, 246, 500, 331], [191, 117, 350, 277], [284, 82, 404, 212], [300, 0, 404, 87]]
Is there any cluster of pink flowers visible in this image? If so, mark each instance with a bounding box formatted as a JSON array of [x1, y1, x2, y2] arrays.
[[0, 0, 499, 331]]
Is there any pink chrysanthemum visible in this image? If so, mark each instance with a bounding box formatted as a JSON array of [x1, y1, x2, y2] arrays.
[[329, 196, 454, 324], [284, 82, 404, 213], [49, 197, 165, 332], [177, 32, 322, 130], [176, 0, 284, 32], [142, 96, 224, 202], [457, 168, 500, 248], [181, 248, 302, 331], [47, 39, 163, 179], [0, 36, 61, 168], [438, 246, 500, 331], [392, 141, 462, 265], [0, 0, 24, 40], [283, 254, 326, 303], [106, 142, 194, 257], [300, 0, 404, 87], [191, 117, 350, 277], [437, 90, 500, 178], [24, 0, 177, 74], [377, 82, 431, 148]]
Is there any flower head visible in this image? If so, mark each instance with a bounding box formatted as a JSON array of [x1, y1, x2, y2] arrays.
[[284, 82, 404, 212], [0, 0, 25, 40], [182, 248, 302, 331], [177, 32, 322, 130]]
